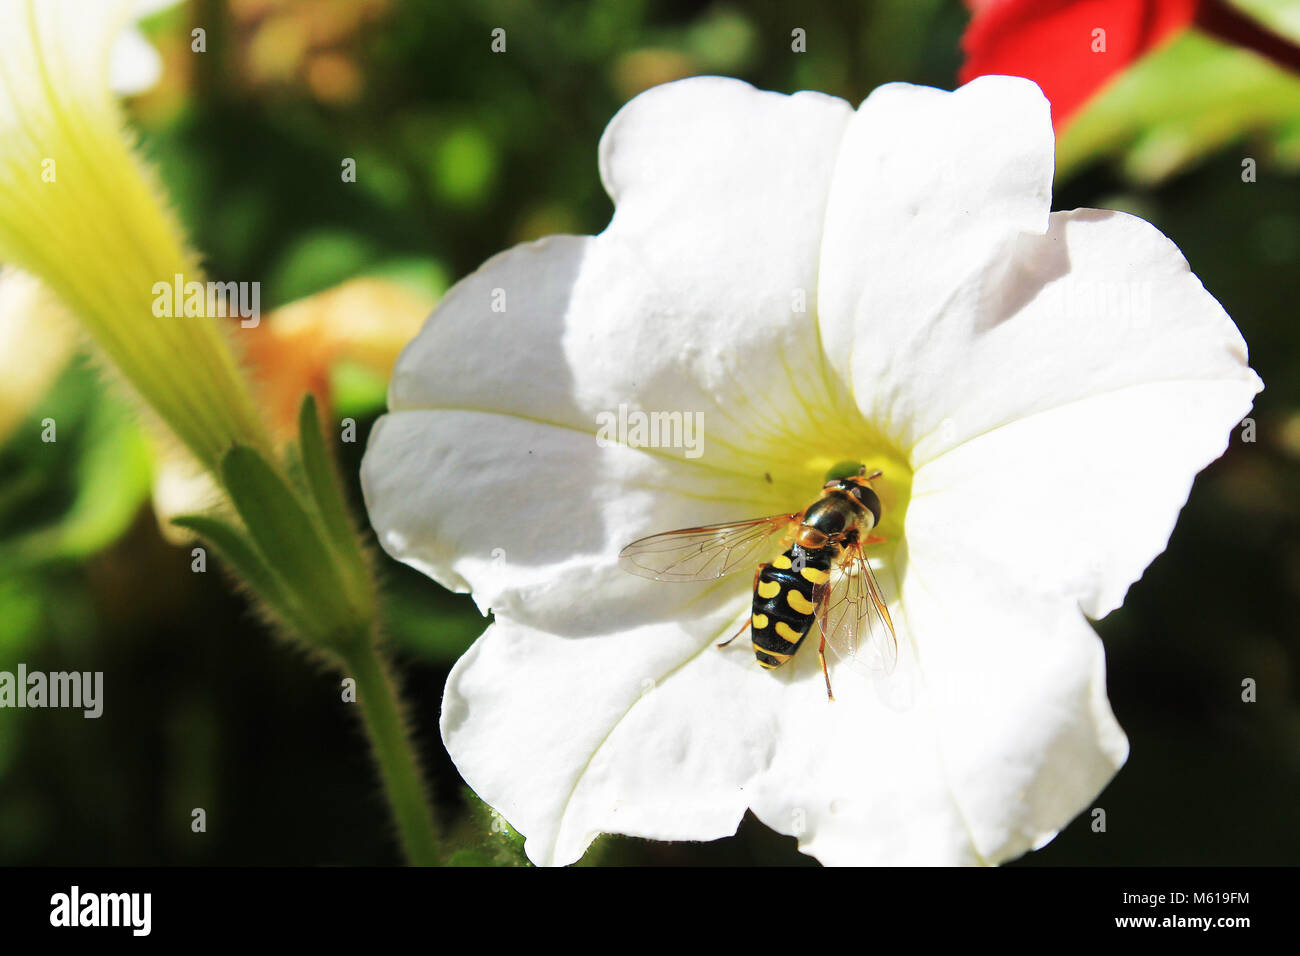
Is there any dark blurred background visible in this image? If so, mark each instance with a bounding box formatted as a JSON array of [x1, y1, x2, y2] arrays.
[[0, 0, 1296, 865]]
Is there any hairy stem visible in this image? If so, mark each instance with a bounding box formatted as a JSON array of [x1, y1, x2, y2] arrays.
[[343, 641, 441, 866]]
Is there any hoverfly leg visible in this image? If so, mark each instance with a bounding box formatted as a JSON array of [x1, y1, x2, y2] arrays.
[[818, 632, 835, 702], [812, 580, 835, 701], [718, 564, 765, 649], [717, 616, 750, 649]]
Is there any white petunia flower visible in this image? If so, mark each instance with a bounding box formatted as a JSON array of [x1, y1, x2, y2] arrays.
[[361, 76, 1262, 866]]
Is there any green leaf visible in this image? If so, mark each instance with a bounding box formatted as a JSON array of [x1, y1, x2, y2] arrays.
[[219, 445, 364, 643], [297, 396, 364, 570], [1059, 10, 1300, 183], [297, 395, 375, 622], [170, 513, 312, 636]]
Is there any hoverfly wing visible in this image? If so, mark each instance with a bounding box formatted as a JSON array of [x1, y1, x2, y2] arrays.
[[618, 512, 801, 583], [817, 537, 898, 676]]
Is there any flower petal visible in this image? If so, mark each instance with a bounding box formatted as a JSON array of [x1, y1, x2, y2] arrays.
[[112, 0, 184, 94], [817, 75, 1055, 443], [905, 209, 1261, 618], [893, 532, 1129, 862], [0, 268, 77, 445], [363, 408, 781, 631], [109, 26, 161, 95]]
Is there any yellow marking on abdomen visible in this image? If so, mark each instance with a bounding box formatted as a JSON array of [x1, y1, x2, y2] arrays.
[[771, 554, 792, 570], [757, 647, 792, 663], [800, 566, 830, 584], [757, 659, 776, 670], [786, 589, 815, 615], [774, 620, 802, 642], [756, 580, 780, 599], [751, 613, 769, 629]]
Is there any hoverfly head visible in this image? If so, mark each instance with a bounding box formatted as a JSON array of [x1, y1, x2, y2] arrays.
[[844, 475, 883, 528]]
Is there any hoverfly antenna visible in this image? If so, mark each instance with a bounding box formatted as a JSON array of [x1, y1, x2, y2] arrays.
[[865, 469, 882, 482]]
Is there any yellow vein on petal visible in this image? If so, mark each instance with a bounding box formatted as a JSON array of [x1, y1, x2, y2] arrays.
[[411, 404, 812, 485]]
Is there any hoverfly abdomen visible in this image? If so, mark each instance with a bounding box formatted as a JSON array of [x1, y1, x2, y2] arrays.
[[751, 545, 836, 670]]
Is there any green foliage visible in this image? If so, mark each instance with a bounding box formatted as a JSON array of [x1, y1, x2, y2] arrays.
[[329, 361, 389, 421], [448, 790, 529, 867], [170, 512, 313, 637], [1060, 25, 1300, 183], [213, 437, 373, 649], [0, 359, 151, 575], [296, 395, 370, 587], [268, 230, 382, 305]]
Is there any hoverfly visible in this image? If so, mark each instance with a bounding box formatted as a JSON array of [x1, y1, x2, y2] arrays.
[[618, 466, 897, 700]]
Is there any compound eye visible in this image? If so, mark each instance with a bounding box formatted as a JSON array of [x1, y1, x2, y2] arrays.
[[853, 485, 882, 527]]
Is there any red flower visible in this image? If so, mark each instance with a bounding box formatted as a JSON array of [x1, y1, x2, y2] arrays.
[[960, 0, 1198, 129], [960, 0, 1300, 130]]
